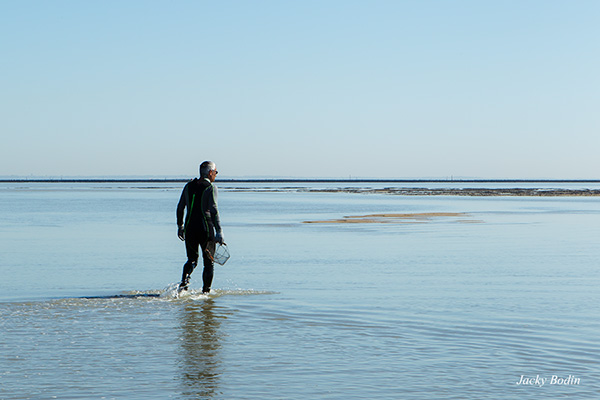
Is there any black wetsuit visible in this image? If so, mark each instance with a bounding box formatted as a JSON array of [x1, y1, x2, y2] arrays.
[[176, 178, 222, 292]]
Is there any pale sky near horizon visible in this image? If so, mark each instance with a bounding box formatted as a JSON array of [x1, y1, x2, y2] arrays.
[[1, 1, 598, 179]]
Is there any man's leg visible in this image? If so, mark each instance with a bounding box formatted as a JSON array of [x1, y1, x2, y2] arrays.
[[179, 260, 196, 291], [201, 256, 214, 294], [200, 236, 215, 294], [179, 231, 200, 291]]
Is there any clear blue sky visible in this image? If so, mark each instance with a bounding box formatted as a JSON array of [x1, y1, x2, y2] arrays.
[[1, 0, 598, 179]]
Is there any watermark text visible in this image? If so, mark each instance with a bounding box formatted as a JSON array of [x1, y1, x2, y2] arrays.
[[515, 375, 580, 387]]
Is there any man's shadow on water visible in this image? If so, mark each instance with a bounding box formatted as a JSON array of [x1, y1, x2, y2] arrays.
[[178, 299, 229, 399]]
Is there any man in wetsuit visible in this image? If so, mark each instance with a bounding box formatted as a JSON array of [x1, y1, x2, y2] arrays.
[[176, 161, 224, 294]]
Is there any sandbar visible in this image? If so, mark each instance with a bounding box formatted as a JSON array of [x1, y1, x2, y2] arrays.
[[304, 212, 482, 224]]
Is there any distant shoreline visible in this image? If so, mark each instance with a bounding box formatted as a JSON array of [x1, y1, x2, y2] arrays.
[[296, 187, 600, 197], [2, 178, 600, 184], [3, 178, 600, 196]]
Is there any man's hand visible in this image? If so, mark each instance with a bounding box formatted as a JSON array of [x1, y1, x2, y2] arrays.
[[177, 226, 185, 241], [215, 231, 224, 244]]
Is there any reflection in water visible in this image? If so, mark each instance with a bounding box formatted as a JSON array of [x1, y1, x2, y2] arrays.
[[178, 300, 227, 399]]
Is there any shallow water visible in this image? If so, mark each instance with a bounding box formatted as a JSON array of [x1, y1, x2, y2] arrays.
[[1, 182, 599, 399]]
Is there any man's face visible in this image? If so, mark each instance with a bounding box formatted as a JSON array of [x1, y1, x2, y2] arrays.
[[208, 168, 218, 182]]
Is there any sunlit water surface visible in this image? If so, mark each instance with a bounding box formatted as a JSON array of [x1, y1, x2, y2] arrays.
[[1, 182, 599, 399]]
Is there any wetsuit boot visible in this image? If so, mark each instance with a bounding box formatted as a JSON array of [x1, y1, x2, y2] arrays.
[[179, 261, 197, 291]]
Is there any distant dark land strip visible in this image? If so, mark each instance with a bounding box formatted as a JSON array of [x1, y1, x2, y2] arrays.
[[2, 179, 600, 184], [221, 186, 600, 196], [2, 179, 600, 196], [293, 187, 600, 196]]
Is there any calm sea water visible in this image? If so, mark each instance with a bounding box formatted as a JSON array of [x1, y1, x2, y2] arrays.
[[1, 182, 599, 399]]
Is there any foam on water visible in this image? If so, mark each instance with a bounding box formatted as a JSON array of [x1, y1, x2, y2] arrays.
[[67, 284, 279, 303], [160, 283, 277, 301]]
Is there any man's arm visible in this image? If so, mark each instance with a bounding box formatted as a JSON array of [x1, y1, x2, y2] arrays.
[[203, 185, 223, 242], [176, 184, 188, 228]]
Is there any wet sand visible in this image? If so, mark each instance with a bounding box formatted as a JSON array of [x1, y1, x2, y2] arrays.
[[304, 212, 483, 224]]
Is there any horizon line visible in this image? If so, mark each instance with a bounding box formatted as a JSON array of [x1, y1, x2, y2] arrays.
[[2, 178, 600, 183]]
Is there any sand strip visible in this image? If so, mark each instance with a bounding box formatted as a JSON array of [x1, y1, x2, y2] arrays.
[[304, 212, 483, 224]]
